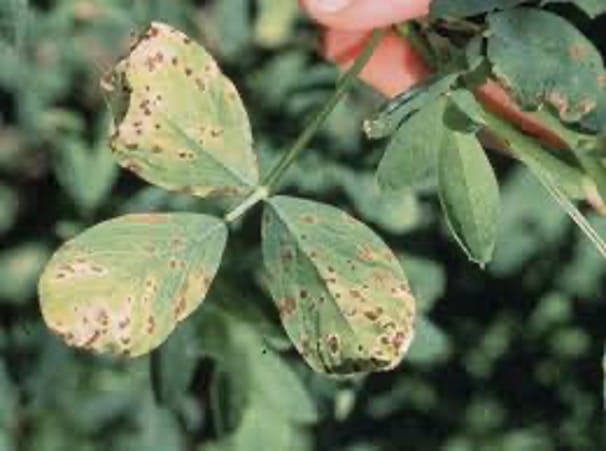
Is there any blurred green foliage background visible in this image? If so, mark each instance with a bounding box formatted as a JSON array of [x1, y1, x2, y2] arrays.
[[0, 1, 605, 449]]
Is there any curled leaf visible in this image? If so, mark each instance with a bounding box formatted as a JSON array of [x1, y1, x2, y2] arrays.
[[38, 213, 227, 357], [262, 196, 416, 376], [102, 22, 259, 198]]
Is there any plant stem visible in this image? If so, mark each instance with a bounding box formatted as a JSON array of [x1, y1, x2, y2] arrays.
[[223, 29, 385, 223], [261, 28, 386, 191], [482, 108, 606, 258], [224, 186, 269, 223], [395, 22, 437, 70]]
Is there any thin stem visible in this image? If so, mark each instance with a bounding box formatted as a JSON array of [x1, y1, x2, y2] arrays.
[[224, 186, 269, 223], [395, 22, 437, 70], [261, 29, 386, 191], [536, 172, 606, 258], [482, 108, 606, 259]]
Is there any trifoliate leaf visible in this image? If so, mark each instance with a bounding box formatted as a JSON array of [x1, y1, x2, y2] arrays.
[[262, 196, 416, 376], [39, 213, 227, 357], [102, 22, 259, 198]]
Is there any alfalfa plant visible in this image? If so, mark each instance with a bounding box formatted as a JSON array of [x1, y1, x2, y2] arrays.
[[38, 1, 606, 378]]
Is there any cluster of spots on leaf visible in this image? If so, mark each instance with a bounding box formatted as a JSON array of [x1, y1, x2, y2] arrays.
[[53, 259, 108, 280], [39, 213, 228, 358], [101, 21, 259, 197], [263, 197, 417, 375]]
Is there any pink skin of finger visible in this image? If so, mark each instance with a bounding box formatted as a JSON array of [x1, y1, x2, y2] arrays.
[[301, 0, 567, 148], [301, 0, 431, 30]]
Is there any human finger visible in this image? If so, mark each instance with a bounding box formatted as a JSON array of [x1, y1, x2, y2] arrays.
[[300, 0, 431, 30]]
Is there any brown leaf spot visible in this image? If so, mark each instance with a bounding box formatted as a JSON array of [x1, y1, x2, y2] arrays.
[[326, 334, 340, 354], [392, 331, 407, 350], [364, 310, 379, 321], [569, 43, 588, 61], [195, 78, 207, 91], [125, 214, 168, 224], [84, 330, 100, 348], [357, 245, 376, 262], [126, 162, 142, 174], [147, 316, 156, 334], [278, 297, 296, 317], [280, 248, 293, 263], [299, 289, 308, 299], [174, 296, 187, 320], [96, 310, 109, 327], [299, 214, 318, 224]]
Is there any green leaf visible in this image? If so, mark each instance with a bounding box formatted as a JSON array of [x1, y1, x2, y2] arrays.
[[364, 74, 459, 140], [116, 397, 184, 451], [487, 8, 606, 122], [213, 405, 309, 451], [197, 299, 317, 434], [0, 183, 18, 235], [53, 140, 118, 213], [431, 0, 526, 18], [0, 360, 17, 433], [405, 316, 451, 365], [399, 255, 446, 313], [262, 196, 416, 376], [103, 22, 259, 198], [377, 97, 447, 192], [491, 168, 567, 275], [448, 89, 486, 127], [438, 131, 500, 265], [0, 243, 50, 303], [38, 213, 227, 357], [542, 0, 606, 18], [150, 321, 198, 410], [254, 0, 299, 48]]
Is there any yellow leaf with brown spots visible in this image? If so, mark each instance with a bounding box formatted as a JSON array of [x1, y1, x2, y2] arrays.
[[38, 213, 227, 357], [262, 196, 416, 376], [103, 22, 259, 198]]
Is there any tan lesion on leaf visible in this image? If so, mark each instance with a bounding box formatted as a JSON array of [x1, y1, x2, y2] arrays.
[[298, 214, 319, 225], [357, 244, 378, 262], [123, 214, 170, 224], [277, 297, 297, 318], [54, 259, 108, 280], [569, 43, 589, 61], [326, 334, 340, 354]]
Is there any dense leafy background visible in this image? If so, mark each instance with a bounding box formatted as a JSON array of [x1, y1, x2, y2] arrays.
[[0, 0, 605, 449]]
